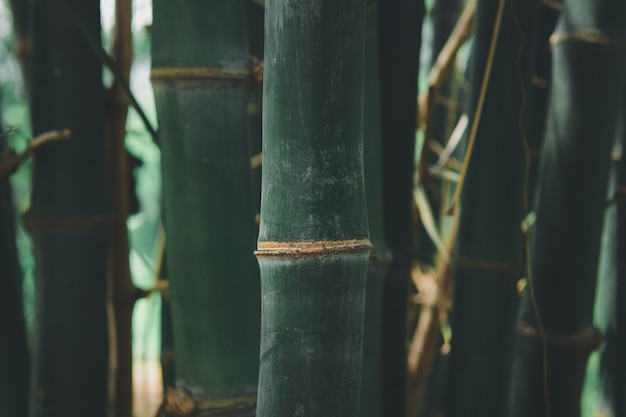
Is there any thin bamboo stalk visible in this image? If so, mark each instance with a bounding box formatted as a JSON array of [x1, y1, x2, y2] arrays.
[[255, 1, 370, 416], [378, 0, 425, 415], [443, 1, 540, 416], [105, 0, 141, 416], [0, 139, 29, 417], [590, 153, 621, 417], [27, 0, 109, 415], [151, 0, 261, 413], [510, 1, 626, 416]]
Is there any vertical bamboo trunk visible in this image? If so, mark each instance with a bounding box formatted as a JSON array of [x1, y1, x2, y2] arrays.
[[378, 1, 424, 415], [361, 2, 391, 416], [444, 1, 539, 416], [526, 3, 560, 205], [27, 0, 109, 416], [255, 1, 370, 416], [151, 1, 261, 413], [510, 1, 626, 416], [9, 0, 31, 78], [587, 141, 626, 416], [105, 0, 139, 416], [0, 141, 29, 417]]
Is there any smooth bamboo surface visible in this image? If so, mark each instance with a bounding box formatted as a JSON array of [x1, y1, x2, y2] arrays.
[[256, 1, 370, 416]]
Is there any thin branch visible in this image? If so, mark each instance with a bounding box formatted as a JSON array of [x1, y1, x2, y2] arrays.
[[406, 211, 459, 417], [0, 129, 72, 181]]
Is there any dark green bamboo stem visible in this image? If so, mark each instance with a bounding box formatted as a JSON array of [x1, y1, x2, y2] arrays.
[[444, 1, 540, 416], [510, 1, 626, 416], [361, 2, 391, 417], [9, 0, 31, 77], [586, 102, 626, 417], [152, 1, 260, 412], [378, 1, 424, 415], [0, 139, 29, 417], [28, 1, 109, 416], [526, 3, 560, 205], [256, 1, 369, 416]]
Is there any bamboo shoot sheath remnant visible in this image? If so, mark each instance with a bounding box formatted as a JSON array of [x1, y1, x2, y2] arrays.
[[256, 1, 370, 416]]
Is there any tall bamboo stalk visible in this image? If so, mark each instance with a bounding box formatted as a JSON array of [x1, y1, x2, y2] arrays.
[[526, 2, 560, 205], [378, 0, 424, 415], [27, 0, 109, 415], [151, 0, 261, 412], [105, 0, 141, 416], [255, 1, 370, 416], [587, 141, 626, 416], [361, 2, 391, 416], [0, 139, 29, 417], [510, 1, 626, 416], [444, 1, 540, 416]]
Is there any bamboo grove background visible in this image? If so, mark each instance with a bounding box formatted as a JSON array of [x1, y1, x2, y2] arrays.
[[0, 0, 625, 416]]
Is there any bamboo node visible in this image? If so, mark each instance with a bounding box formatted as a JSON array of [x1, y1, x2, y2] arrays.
[[515, 321, 603, 359], [255, 239, 373, 258], [550, 30, 626, 51], [22, 213, 108, 232], [165, 387, 257, 417], [151, 67, 253, 85], [455, 257, 521, 275]]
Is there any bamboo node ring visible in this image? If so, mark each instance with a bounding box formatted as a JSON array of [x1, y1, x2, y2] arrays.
[[165, 387, 257, 417], [22, 214, 108, 232], [550, 29, 626, 51], [515, 321, 603, 359], [255, 239, 373, 258], [151, 67, 253, 84]]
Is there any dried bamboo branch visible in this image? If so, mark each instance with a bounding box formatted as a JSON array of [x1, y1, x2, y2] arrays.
[[0, 129, 72, 181]]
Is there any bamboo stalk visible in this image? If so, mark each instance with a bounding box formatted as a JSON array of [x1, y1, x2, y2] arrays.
[[443, 1, 541, 416], [510, 1, 626, 416], [105, 0, 141, 416], [378, 0, 425, 415], [0, 138, 29, 417], [255, 1, 370, 416], [151, 0, 261, 412], [28, 0, 109, 415]]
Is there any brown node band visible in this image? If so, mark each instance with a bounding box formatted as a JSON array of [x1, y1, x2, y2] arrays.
[[455, 257, 521, 275], [550, 30, 626, 51], [515, 320, 603, 359], [151, 67, 253, 85], [22, 214, 108, 232], [255, 239, 373, 258], [165, 387, 257, 417]]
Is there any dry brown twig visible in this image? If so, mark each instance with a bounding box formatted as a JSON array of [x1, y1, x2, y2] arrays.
[[0, 128, 72, 182]]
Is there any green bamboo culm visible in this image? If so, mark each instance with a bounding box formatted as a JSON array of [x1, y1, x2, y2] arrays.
[[0, 141, 29, 417], [444, 1, 540, 416], [510, 1, 626, 416], [587, 149, 623, 417], [151, 0, 261, 412], [361, 2, 391, 417], [526, 3, 560, 205], [378, 0, 424, 415], [27, 0, 109, 416], [255, 1, 370, 416]]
